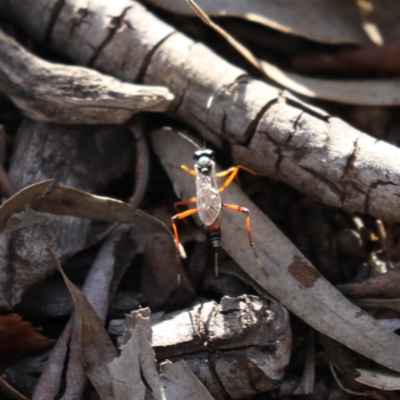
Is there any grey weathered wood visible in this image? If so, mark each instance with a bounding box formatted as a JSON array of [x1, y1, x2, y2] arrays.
[[112, 295, 291, 399], [0, 120, 135, 308], [1, 0, 400, 221], [0, 28, 173, 124]]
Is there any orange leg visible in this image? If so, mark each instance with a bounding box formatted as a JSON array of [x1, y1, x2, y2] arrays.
[[180, 165, 197, 176], [174, 196, 197, 211], [222, 204, 254, 246], [217, 166, 259, 193], [222, 204, 262, 268], [171, 208, 198, 258]]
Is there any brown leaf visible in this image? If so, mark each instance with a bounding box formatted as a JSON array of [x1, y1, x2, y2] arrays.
[[0, 314, 54, 363], [187, 0, 400, 106], [33, 186, 173, 234], [356, 368, 400, 390], [147, 0, 372, 44], [353, 298, 400, 312], [0, 183, 173, 237], [46, 245, 117, 400], [292, 44, 400, 74]]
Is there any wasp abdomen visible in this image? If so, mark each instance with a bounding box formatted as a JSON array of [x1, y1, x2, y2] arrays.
[[208, 230, 221, 248]]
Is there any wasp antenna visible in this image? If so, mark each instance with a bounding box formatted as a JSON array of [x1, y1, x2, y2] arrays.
[[203, 83, 235, 149], [214, 251, 219, 277], [174, 130, 202, 150]]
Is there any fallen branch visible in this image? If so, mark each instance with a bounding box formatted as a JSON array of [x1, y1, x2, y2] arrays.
[[3, 0, 400, 222], [0, 29, 173, 124]]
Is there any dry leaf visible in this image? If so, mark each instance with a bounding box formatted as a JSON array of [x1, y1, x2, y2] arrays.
[[356, 368, 400, 390], [292, 44, 400, 74], [0, 314, 54, 363], [152, 128, 400, 373], [147, 0, 400, 45], [187, 0, 400, 106], [46, 245, 117, 400], [259, 62, 400, 106], [1, 183, 173, 237], [353, 298, 400, 312], [147, 0, 371, 44]]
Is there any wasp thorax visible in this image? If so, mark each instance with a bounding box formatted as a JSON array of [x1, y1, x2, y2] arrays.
[[195, 156, 214, 176]]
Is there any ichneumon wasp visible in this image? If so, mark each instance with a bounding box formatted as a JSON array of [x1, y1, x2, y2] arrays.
[[170, 84, 261, 278]]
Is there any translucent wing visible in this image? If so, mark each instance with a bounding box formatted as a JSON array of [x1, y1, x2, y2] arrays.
[[196, 167, 221, 226]]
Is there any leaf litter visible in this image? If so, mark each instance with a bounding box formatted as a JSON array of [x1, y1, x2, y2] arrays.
[[186, 0, 400, 106], [47, 245, 213, 400], [151, 128, 400, 374]]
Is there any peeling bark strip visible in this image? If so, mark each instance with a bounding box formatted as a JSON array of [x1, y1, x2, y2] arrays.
[[0, 29, 173, 124], [2, 0, 400, 220]]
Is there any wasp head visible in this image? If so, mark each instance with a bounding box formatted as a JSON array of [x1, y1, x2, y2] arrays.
[[194, 149, 215, 176]]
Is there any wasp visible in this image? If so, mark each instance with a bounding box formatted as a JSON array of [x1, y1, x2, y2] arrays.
[[170, 86, 260, 277]]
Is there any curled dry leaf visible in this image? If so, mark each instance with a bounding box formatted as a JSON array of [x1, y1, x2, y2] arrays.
[[292, 43, 400, 74], [0, 29, 173, 124], [260, 63, 400, 106], [152, 128, 400, 373], [0, 314, 54, 363], [188, 0, 400, 106], [46, 245, 117, 400], [356, 368, 400, 391], [146, 0, 374, 44], [353, 298, 400, 312]]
